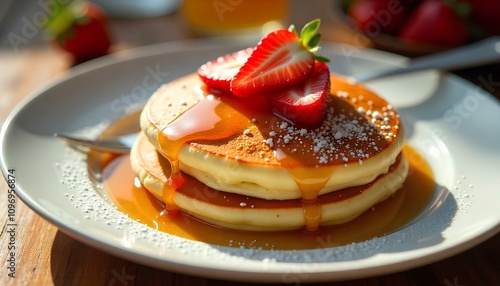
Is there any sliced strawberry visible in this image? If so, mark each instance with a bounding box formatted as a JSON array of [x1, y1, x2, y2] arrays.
[[231, 19, 329, 98], [271, 61, 330, 126], [197, 47, 253, 94], [231, 30, 314, 97]]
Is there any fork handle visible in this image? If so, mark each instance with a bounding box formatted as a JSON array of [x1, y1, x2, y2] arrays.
[[354, 36, 500, 82]]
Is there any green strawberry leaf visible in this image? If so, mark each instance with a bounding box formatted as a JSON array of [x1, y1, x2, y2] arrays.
[[443, 0, 471, 19], [314, 55, 330, 63], [44, 0, 94, 41], [307, 34, 321, 49], [44, 4, 75, 40], [289, 19, 330, 62], [300, 19, 320, 47]]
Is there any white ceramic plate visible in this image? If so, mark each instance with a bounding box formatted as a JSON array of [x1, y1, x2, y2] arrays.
[[1, 40, 499, 283]]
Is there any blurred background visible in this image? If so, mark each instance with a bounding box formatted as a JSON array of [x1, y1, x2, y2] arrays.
[[1, 0, 499, 142], [1, 0, 499, 123], [2, 0, 499, 55]]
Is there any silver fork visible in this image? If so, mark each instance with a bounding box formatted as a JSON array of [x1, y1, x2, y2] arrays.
[[352, 36, 500, 82], [55, 37, 500, 153], [55, 133, 138, 154]]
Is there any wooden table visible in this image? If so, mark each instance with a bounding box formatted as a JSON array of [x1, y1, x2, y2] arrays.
[[1, 1, 499, 285]]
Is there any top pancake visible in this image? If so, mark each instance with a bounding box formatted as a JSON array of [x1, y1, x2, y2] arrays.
[[140, 73, 404, 200]]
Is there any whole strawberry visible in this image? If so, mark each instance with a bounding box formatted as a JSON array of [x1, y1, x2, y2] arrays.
[[349, 0, 409, 35], [45, 1, 112, 63], [398, 0, 469, 47]]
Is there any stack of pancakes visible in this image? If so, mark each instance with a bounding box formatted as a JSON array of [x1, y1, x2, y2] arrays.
[[131, 73, 408, 231]]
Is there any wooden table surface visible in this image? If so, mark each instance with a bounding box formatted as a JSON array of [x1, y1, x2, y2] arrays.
[[1, 1, 499, 285]]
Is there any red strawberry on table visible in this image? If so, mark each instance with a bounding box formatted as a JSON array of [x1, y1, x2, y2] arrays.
[[231, 19, 329, 98], [348, 0, 409, 35], [467, 0, 500, 36], [398, 0, 469, 47], [197, 47, 254, 94], [45, 1, 112, 64], [271, 61, 331, 126]]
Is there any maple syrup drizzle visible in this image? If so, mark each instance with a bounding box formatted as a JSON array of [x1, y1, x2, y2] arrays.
[[155, 86, 342, 230], [274, 148, 334, 231], [157, 95, 251, 212]]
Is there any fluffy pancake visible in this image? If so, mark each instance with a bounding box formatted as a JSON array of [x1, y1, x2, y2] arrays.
[[140, 73, 404, 200], [133, 72, 409, 231], [131, 132, 409, 231]]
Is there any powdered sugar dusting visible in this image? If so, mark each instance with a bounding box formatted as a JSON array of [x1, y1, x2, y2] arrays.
[[267, 91, 398, 166], [234, 87, 402, 169], [453, 175, 474, 212]]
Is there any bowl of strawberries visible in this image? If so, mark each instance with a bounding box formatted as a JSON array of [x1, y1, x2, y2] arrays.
[[334, 0, 500, 55]]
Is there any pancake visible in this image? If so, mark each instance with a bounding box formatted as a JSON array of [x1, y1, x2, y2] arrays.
[[131, 132, 409, 231], [140, 73, 405, 201], [133, 72, 408, 231]]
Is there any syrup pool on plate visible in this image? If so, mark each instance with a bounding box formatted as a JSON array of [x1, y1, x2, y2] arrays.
[[99, 144, 434, 250]]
